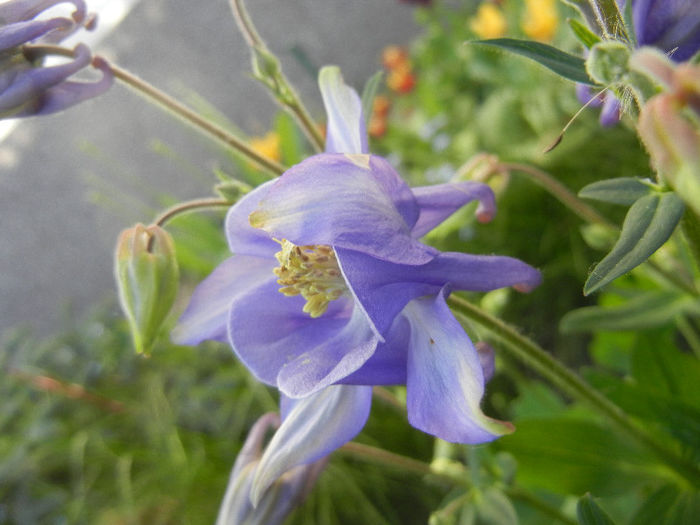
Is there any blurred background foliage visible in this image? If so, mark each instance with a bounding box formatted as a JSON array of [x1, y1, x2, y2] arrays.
[[2, 1, 698, 523]]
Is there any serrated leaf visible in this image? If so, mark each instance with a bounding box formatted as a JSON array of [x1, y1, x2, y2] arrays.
[[579, 177, 653, 205], [361, 70, 384, 128], [560, 290, 693, 333], [469, 38, 596, 85], [568, 18, 601, 49], [584, 193, 685, 295], [577, 494, 617, 525]]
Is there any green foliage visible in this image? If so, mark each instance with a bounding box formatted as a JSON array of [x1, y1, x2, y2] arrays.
[[577, 494, 617, 525]]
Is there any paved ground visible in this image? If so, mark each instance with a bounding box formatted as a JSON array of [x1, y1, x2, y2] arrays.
[[0, 0, 421, 335]]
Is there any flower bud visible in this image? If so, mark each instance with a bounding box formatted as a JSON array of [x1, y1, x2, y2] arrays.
[[115, 224, 179, 354], [586, 42, 630, 86]]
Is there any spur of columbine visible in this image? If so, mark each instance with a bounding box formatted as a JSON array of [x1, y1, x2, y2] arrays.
[[173, 66, 540, 500]]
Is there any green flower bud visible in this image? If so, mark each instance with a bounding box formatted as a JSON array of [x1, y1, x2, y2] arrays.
[[115, 224, 179, 354], [586, 41, 631, 85]]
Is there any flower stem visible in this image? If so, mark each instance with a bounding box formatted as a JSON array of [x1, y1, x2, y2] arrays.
[[228, 0, 325, 152], [447, 294, 700, 488], [154, 198, 232, 227], [107, 62, 286, 177], [340, 442, 577, 525]]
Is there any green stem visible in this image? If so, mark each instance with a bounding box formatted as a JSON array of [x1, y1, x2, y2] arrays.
[[447, 294, 700, 488], [228, 0, 325, 152], [107, 63, 286, 177], [500, 162, 614, 228], [340, 442, 577, 525], [154, 198, 232, 227]]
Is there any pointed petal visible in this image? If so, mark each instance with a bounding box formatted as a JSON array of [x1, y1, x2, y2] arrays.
[[336, 248, 541, 336], [250, 385, 372, 505], [411, 181, 497, 237], [172, 255, 276, 345], [249, 154, 432, 264], [276, 303, 380, 398], [225, 180, 279, 257], [403, 291, 514, 443], [319, 66, 368, 154], [228, 279, 372, 390]]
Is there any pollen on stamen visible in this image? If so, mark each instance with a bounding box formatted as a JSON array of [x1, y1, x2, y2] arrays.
[[272, 239, 347, 317]]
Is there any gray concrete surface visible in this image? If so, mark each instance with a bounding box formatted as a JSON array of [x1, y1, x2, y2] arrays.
[[0, 0, 421, 335]]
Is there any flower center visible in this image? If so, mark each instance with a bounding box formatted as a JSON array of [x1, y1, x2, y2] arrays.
[[273, 239, 347, 318]]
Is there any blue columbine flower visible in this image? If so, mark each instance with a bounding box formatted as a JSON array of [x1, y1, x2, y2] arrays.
[[579, 0, 700, 125], [174, 66, 540, 497], [0, 0, 112, 118]]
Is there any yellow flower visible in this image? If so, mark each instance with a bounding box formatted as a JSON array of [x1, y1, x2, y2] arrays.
[[250, 131, 281, 163], [469, 3, 507, 40], [522, 0, 559, 42]]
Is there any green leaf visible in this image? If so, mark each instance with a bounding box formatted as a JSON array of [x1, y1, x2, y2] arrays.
[[578, 177, 653, 205], [563, 1, 602, 37], [275, 111, 304, 166], [583, 193, 685, 295], [476, 488, 519, 525], [588, 0, 628, 40], [469, 38, 596, 85], [577, 494, 617, 525], [568, 18, 601, 49], [560, 290, 694, 333], [631, 485, 700, 525], [361, 70, 384, 128]]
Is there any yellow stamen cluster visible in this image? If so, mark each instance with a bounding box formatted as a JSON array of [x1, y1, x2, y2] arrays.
[[273, 239, 347, 318]]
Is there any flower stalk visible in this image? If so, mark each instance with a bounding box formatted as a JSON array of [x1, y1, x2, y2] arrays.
[[447, 294, 700, 488], [228, 0, 325, 152], [153, 197, 232, 227]]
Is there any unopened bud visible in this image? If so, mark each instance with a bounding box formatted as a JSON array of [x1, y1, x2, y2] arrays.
[[115, 224, 179, 354], [586, 42, 630, 85], [215, 179, 252, 201]]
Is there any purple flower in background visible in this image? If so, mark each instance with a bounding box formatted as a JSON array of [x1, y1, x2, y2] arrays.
[[174, 66, 540, 495], [579, 0, 700, 126], [0, 0, 112, 118]]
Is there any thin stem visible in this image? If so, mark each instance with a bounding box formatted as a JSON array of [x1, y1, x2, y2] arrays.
[[154, 198, 232, 227], [500, 162, 614, 228], [24, 44, 286, 177], [340, 442, 577, 525], [447, 294, 700, 488], [228, 0, 325, 152]]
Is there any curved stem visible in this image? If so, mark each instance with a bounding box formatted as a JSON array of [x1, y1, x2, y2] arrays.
[[154, 197, 231, 227], [228, 0, 325, 152], [447, 294, 700, 488]]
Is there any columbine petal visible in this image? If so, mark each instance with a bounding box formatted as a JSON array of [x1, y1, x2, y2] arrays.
[[410, 181, 497, 237], [250, 385, 372, 505], [249, 154, 434, 264], [319, 65, 368, 154], [225, 180, 279, 257], [172, 255, 277, 345], [403, 290, 514, 443], [336, 248, 541, 335], [228, 279, 379, 395], [0, 18, 70, 50]]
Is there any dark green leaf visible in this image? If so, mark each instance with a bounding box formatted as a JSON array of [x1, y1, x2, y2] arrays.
[[560, 290, 693, 333], [578, 177, 653, 205], [361, 70, 384, 128], [630, 485, 700, 525], [469, 38, 595, 85], [577, 494, 617, 525], [589, 0, 628, 39], [584, 193, 685, 295], [562, 1, 602, 37], [568, 18, 601, 49]]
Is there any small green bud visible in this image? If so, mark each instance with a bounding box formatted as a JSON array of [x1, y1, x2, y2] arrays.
[[115, 224, 179, 354], [214, 179, 252, 201], [586, 41, 631, 85]]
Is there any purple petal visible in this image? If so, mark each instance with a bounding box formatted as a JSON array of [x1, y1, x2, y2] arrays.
[[410, 181, 496, 238], [249, 154, 433, 264], [576, 84, 604, 108], [319, 66, 368, 154], [475, 341, 495, 382], [0, 42, 91, 113], [0, 18, 71, 50], [635, 0, 700, 61], [339, 314, 410, 385], [403, 291, 514, 443], [225, 180, 279, 257], [250, 385, 372, 505], [232, 413, 281, 477], [171, 254, 277, 345], [599, 95, 621, 127], [336, 247, 541, 336], [0, 0, 86, 24], [18, 55, 113, 116], [228, 279, 378, 393]]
